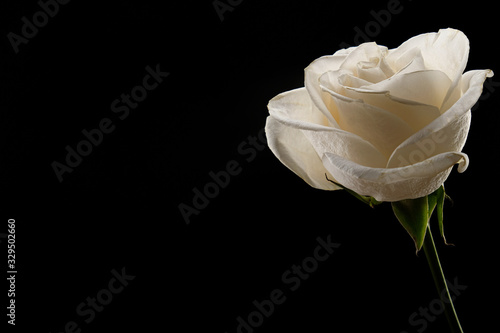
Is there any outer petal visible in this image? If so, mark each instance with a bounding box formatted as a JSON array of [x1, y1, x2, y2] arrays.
[[268, 87, 331, 128], [322, 151, 469, 202], [386, 28, 469, 86], [387, 69, 493, 168], [304, 53, 351, 127], [265, 116, 339, 190], [268, 88, 387, 168], [386, 28, 469, 105]]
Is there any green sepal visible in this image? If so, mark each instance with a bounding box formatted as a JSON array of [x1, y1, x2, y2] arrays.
[[391, 186, 446, 253], [436, 186, 453, 245], [391, 195, 430, 253], [435, 186, 445, 237], [427, 185, 452, 244]]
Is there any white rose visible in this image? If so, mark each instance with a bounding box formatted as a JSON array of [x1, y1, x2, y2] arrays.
[[265, 28, 493, 202]]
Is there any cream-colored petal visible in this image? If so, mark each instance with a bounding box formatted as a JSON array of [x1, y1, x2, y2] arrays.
[[356, 56, 393, 83], [304, 54, 348, 127], [339, 42, 388, 75], [387, 28, 470, 106], [267, 87, 330, 129], [387, 28, 469, 84], [336, 72, 441, 132], [362, 70, 452, 109], [267, 87, 387, 168], [338, 72, 375, 89], [265, 116, 340, 190], [301, 129, 387, 169], [387, 47, 427, 75], [349, 92, 441, 133], [440, 78, 462, 113], [323, 151, 469, 202], [387, 69, 493, 168], [319, 80, 414, 159]]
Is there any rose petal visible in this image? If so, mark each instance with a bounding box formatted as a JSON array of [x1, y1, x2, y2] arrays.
[[336, 73, 441, 132], [362, 69, 452, 109], [267, 87, 387, 168], [304, 53, 351, 127], [319, 77, 414, 158], [440, 79, 462, 113], [265, 116, 340, 190], [356, 56, 394, 83], [387, 48, 427, 75], [387, 28, 469, 84], [387, 28, 469, 105], [322, 151, 469, 202], [301, 129, 387, 169], [267, 87, 331, 129], [387, 69, 493, 168], [339, 42, 389, 75]]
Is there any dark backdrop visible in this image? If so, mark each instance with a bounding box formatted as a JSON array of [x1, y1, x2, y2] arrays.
[[1, 0, 498, 332]]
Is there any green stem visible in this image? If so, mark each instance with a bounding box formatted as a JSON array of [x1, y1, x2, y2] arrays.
[[422, 225, 463, 333]]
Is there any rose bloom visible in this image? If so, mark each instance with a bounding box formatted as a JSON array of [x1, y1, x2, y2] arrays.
[[265, 28, 493, 202]]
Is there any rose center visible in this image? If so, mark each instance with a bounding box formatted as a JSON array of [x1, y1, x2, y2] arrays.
[[356, 56, 395, 83]]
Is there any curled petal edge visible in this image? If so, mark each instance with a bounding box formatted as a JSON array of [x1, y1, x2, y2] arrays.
[[322, 151, 469, 202], [389, 69, 493, 165]]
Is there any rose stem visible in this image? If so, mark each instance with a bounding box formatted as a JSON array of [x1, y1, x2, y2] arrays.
[[422, 225, 464, 333]]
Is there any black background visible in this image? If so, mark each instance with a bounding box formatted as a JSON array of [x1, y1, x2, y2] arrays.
[[1, 0, 499, 332]]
